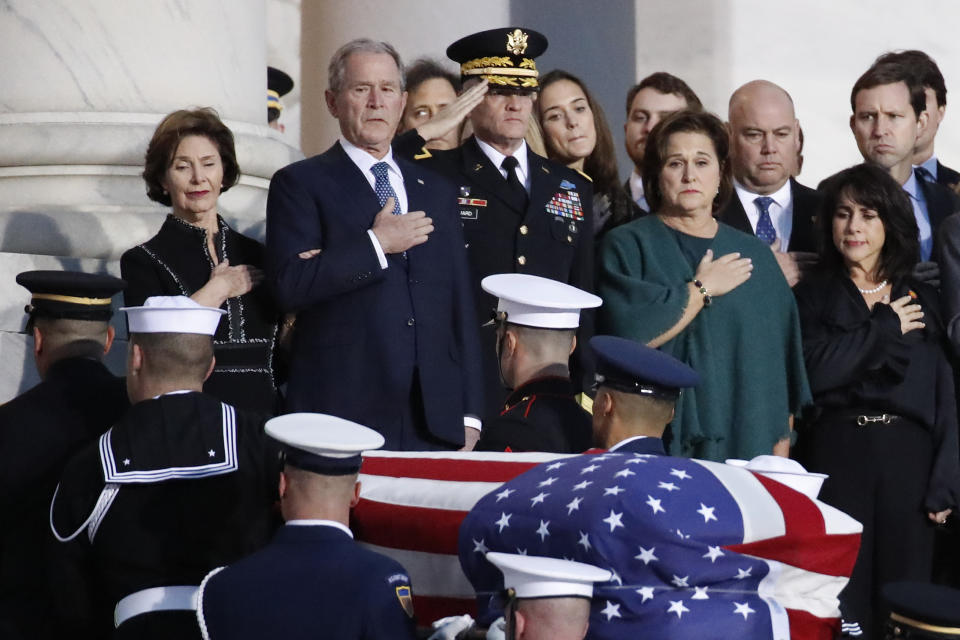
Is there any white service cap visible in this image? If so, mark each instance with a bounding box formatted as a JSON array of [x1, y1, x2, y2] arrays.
[[121, 295, 225, 335], [486, 552, 612, 599], [482, 274, 602, 329], [266, 413, 385, 475], [725, 455, 828, 499]]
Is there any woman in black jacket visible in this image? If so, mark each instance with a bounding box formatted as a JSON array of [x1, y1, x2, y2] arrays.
[[794, 163, 960, 638]]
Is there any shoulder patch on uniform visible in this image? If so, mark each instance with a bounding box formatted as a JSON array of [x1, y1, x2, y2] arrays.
[[414, 147, 433, 160], [395, 585, 414, 618]]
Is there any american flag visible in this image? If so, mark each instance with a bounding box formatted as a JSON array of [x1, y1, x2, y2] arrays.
[[351, 451, 861, 639]]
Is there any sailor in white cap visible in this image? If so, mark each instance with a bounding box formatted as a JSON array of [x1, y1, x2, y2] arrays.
[[487, 552, 612, 640], [476, 274, 602, 453], [48, 296, 280, 640], [196, 413, 417, 640]]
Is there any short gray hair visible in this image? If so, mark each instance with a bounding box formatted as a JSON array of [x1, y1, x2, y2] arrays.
[[328, 39, 405, 94]]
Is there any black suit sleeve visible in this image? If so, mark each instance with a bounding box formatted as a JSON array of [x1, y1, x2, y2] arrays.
[[119, 246, 167, 307], [937, 213, 960, 351]]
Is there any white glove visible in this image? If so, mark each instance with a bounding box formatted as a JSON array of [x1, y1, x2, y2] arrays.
[[485, 616, 506, 640], [427, 614, 476, 640]]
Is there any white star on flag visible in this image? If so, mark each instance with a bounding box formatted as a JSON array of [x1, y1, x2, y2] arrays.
[[675, 529, 690, 539], [538, 477, 557, 487], [495, 488, 514, 502], [703, 546, 725, 562], [657, 481, 679, 492], [671, 575, 689, 587], [572, 480, 592, 491], [603, 486, 624, 496], [545, 461, 565, 471], [635, 546, 658, 565], [624, 457, 647, 464], [516, 548, 527, 555], [530, 492, 548, 506], [581, 464, 600, 474], [207, 449, 216, 457], [601, 601, 621, 620], [614, 468, 636, 478], [495, 513, 512, 532], [646, 495, 664, 514], [472, 538, 489, 554], [733, 602, 755, 620], [609, 569, 623, 585], [566, 497, 583, 515], [670, 468, 692, 480], [692, 586, 709, 600], [536, 520, 550, 541], [637, 586, 655, 602], [577, 531, 591, 551], [697, 503, 718, 523], [667, 600, 690, 619], [735, 567, 752, 579], [602, 510, 624, 532]]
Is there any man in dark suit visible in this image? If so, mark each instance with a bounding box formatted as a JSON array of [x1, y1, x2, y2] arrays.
[[720, 80, 821, 287], [848, 59, 959, 269], [0, 271, 128, 640], [589, 336, 699, 456], [475, 274, 601, 454], [874, 50, 960, 190], [266, 39, 483, 450], [196, 414, 417, 640], [622, 72, 702, 214], [399, 28, 595, 416]]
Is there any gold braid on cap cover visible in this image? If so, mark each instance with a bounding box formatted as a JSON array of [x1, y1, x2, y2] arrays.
[[31, 293, 112, 305]]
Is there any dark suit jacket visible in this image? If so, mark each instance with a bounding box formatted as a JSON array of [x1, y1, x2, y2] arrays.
[[198, 524, 417, 640], [399, 133, 594, 415], [937, 160, 960, 190], [718, 178, 820, 252], [920, 178, 960, 249], [265, 142, 482, 447], [609, 436, 667, 456]]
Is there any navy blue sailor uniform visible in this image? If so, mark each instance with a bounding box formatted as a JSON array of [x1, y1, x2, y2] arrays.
[[48, 392, 279, 640], [196, 522, 417, 640], [399, 133, 595, 414], [476, 376, 592, 453]]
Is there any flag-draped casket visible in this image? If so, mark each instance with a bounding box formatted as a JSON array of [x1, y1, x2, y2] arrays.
[[351, 451, 861, 640]]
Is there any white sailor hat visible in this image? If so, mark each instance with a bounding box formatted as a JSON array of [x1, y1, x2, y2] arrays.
[[120, 295, 225, 335], [482, 274, 601, 330], [725, 455, 828, 499], [266, 413, 385, 475], [486, 552, 612, 599]]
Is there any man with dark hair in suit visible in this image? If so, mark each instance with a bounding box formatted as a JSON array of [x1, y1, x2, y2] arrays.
[[875, 50, 959, 189], [848, 59, 959, 270], [720, 80, 821, 287], [623, 72, 702, 213], [0, 271, 128, 640], [266, 38, 483, 450], [398, 28, 594, 417]]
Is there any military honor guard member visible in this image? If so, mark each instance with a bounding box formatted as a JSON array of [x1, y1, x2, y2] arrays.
[[485, 552, 612, 640], [589, 335, 700, 455], [196, 413, 417, 640], [882, 582, 960, 639], [0, 270, 128, 640], [267, 66, 294, 132], [476, 273, 601, 453], [48, 296, 280, 640], [398, 27, 596, 416]]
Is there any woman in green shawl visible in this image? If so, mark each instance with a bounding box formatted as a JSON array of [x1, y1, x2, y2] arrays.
[[597, 110, 810, 461]]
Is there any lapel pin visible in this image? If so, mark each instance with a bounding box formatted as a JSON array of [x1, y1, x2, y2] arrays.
[[474, 163, 484, 172], [417, 178, 424, 185]]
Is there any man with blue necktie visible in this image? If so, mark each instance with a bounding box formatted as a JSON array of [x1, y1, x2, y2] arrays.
[[265, 38, 483, 451], [719, 80, 821, 287]]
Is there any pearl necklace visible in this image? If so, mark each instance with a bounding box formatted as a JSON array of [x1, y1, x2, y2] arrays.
[[857, 280, 888, 294]]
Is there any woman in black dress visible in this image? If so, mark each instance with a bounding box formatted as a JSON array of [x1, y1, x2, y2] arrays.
[[121, 108, 280, 413], [794, 163, 960, 638]]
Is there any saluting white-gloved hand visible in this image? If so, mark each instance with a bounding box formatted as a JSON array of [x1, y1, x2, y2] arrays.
[[427, 614, 476, 640], [485, 616, 506, 640]]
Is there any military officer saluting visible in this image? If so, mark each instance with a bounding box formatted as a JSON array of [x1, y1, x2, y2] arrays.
[[398, 27, 595, 415], [0, 270, 128, 640], [477, 273, 601, 453], [48, 296, 279, 639], [196, 413, 417, 640]]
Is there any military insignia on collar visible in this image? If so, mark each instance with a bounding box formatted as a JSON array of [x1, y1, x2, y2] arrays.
[[413, 147, 432, 160], [474, 163, 484, 172], [460, 185, 471, 197], [395, 585, 415, 618], [559, 179, 576, 190], [546, 190, 584, 221], [506, 29, 529, 55]]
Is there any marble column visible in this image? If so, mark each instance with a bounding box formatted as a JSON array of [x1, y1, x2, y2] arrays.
[[0, 0, 302, 399]]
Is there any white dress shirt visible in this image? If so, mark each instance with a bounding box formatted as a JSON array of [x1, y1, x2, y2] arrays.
[[476, 138, 531, 193], [734, 179, 794, 252]]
